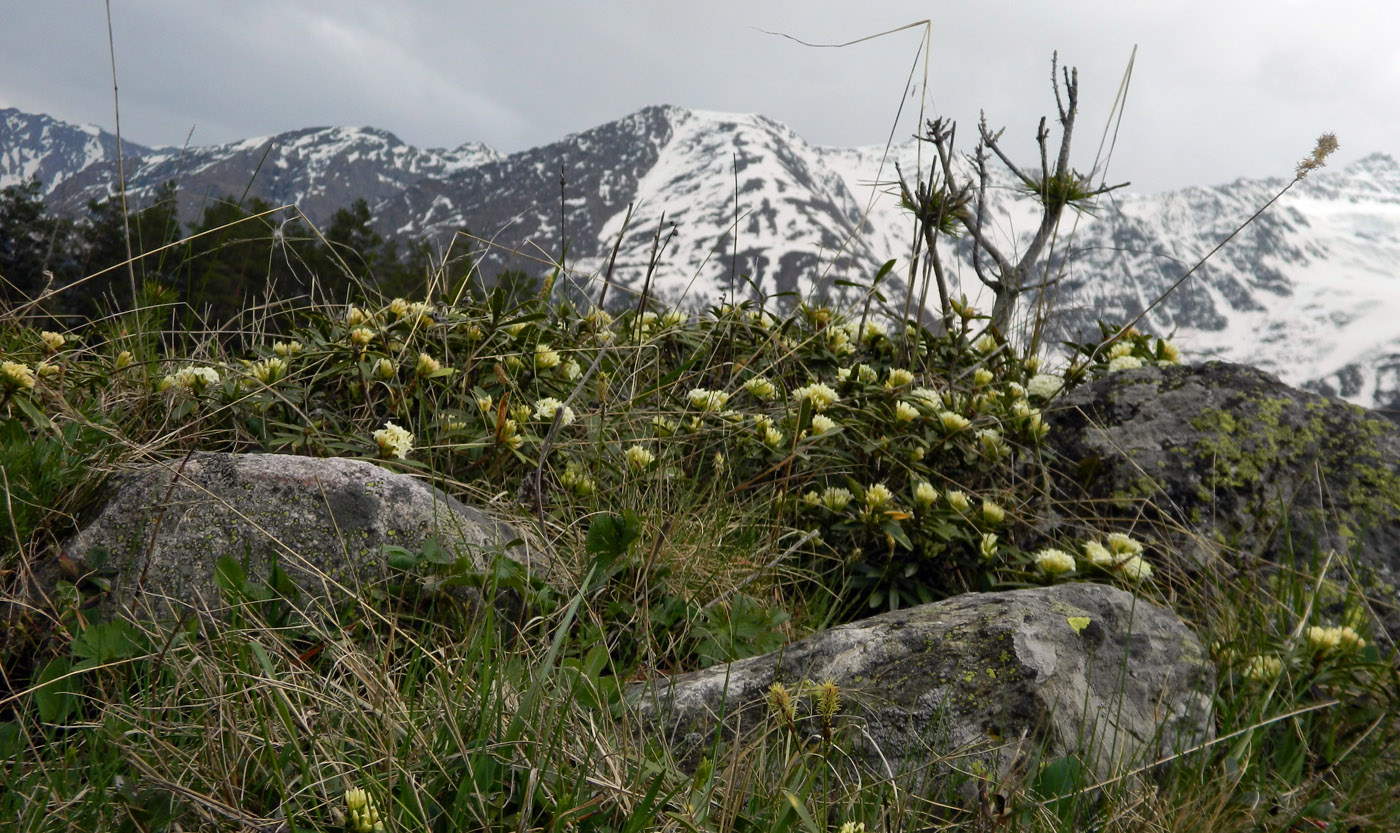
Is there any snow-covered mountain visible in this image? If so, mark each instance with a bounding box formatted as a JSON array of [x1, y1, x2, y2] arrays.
[[4, 105, 1400, 412], [1, 107, 501, 226]]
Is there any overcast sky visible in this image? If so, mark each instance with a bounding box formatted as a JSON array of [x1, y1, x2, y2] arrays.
[[3, 2, 1395, 194]]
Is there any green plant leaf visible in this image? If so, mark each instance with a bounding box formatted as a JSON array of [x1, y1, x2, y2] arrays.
[[0, 721, 23, 760], [71, 620, 147, 664], [1030, 755, 1089, 827], [383, 545, 419, 571], [213, 556, 247, 596], [33, 657, 80, 723], [585, 511, 640, 568]]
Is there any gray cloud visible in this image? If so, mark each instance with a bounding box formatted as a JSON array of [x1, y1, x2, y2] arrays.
[[2, 1, 1395, 192]]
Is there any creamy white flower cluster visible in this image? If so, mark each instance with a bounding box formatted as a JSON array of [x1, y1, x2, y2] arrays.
[[1035, 532, 1152, 582], [373, 421, 414, 459]]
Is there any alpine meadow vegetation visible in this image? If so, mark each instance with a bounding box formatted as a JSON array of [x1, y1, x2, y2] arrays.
[[0, 32, 1396, 833]]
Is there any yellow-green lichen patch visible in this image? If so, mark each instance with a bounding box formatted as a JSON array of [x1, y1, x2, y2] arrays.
[[1067, 616, 1091, 634], [1186, 392, 1400, 545]]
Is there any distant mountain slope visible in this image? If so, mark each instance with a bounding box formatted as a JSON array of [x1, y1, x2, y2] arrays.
[[4, 105, 1399, 410], [1, 108, 154, 195]]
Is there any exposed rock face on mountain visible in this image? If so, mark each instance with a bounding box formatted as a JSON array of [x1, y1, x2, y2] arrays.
[[632, 583, 1213, 786], [1, 109, 147, 195], [7, 105, 1400, 408], [58, 452, 547, 620], [1041, 361, 1400, 636]]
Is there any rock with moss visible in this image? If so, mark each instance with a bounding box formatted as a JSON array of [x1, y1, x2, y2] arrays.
[[632, 583, 1212, 789], [1043, 361, 1400, 632], [58, 452, 550, 621]]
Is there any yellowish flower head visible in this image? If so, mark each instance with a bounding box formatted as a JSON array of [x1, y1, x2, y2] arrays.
[[1108, 342, 1134, 359], [976, 428, 1009, 459], [1306, 625, 1366, 654], [825, 325, 852, 353], [973, 367, 995, 387], [938, 411, 971, 433], [792, 382, 840, 412], [810, 414, 837, 435], [651, 416, 678, 437], [744, 376, 777, 400], [908, 387, 942, 410], [373, 421, 414, 459], [252, 357, 288, 385], [1296, 132, 1339, 179], [584, 307, 613, 330], [497, 417, 523, 449], [525, 343, 558, 372], [1243, 654, 1284, 683], [1108, 355, 1144, 372], [1, 360, 36, 392], [349, 327, 374, 347], [344, 787, 385, 833], [980, 499, 1005, 526], [416, 352, 443, 377], [175, 366, 221, 392], [886, 368, 915, 389], [1026, 411, 1050, 441], [533, 397, 576, 427], [894, 401, 919, 423], [1106, 532, 1144, 556], [560, 462, 596, 497], [624, 444, 656, 471], [374, 358, 396, 380], [1027, 373, 1063, 400], [1083, 541, 1115, 567], [687, 387, 731, 413], [913, 481, 938, 509], [1115, 554, 1153, 583], [864, 482, 894, 509], [945, 489, 971, 513], [820, 486, 853, 512], [1034, 548, 1077, 575], [40, 331, 66, 353], [768, 681, 796, 724]]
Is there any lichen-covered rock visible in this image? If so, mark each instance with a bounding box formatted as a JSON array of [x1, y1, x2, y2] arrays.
[[631, 583, 1212, 784], [1041, 362, 1400, 631], [61, 452, 549, 619]]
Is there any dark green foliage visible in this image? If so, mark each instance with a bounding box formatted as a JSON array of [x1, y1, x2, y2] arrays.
[[0, 178, 78, 310]]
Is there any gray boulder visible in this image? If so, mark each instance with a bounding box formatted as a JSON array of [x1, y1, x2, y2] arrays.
[[1041, 361, 1400, 633], [632, 583, 1212, 786], [61, 452, 549, 620]]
